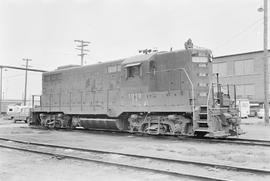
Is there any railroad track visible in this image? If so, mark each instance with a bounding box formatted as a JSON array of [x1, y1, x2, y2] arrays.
[[0, 137, 269, 181], [24, 125, 270, 148], [66, 127, 270, 147], [192, 137, 270, 147], [91, 130, 270, 147], [28, 126, 270, 147]]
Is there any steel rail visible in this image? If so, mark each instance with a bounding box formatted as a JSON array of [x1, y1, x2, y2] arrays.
[[26, 126, 270, 147], [190, 136, 270, 147], [72, 127, 270, 147], [0, 142, 228, 181], [0, 137, 269, 176]]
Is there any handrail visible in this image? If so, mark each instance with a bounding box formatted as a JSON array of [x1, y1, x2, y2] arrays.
[[206, 82, 211, 121], [206, 65, 213, 121], [180, 68, 195, 122]]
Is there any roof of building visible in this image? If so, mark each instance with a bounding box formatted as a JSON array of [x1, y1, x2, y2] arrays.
[[214, 50, 270, 59]]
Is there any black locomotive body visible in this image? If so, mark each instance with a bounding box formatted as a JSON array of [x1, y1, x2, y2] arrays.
[[30, 48, 241, 137]]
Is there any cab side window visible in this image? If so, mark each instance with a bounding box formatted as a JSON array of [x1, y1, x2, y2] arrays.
[[127, 65, 140, 78]]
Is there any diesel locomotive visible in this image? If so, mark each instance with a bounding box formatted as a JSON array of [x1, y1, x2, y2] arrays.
[[30, 44, 241, 137]]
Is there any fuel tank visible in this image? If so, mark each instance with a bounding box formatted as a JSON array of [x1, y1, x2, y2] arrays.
[[78, 118, 128, 130]]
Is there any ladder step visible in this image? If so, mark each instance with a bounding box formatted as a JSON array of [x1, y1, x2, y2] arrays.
[[200, 105, 207, 107], [197, 120, 207, 123], [199, 113, 207, 119], [195, 128, 209, 132]]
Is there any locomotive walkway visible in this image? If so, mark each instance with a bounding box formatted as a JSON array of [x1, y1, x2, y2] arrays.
[[0, 137, 269, 181]]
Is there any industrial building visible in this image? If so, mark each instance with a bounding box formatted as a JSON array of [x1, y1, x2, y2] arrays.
[[213, 50, 269, 103]]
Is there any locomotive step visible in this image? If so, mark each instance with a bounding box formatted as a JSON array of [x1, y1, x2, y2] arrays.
[[200, 106, 208, 113], [200, 105, 208, 107], [200, 106, 208, 109], [196, 120, 208, 123], [194, 128, 209, 132], [199, 113, 207, 119]]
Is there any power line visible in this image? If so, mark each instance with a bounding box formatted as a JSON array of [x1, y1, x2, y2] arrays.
[[0, 65, 47, 72], [215, 18, 263, 50], [74, 40, 90, 66]]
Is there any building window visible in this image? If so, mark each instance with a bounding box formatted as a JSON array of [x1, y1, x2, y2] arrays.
[[43, 75, 50, 82], [43, 73, 62, 82], [50, 73, 61, 81], [234, 59, 254, 75], [236, 84, 254, 98], [213, 62, 227, 76], [267, 57, 270, 72]]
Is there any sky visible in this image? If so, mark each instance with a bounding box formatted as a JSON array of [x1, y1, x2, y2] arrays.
[[0, 0, 267, 100]]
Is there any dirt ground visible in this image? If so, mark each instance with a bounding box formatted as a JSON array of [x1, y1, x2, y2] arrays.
[[0, 117, 269, 181], [0, 148, 183, 181], [239, 117, 270, 140]]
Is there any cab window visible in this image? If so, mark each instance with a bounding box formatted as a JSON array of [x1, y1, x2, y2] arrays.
[[127, 65, 140, 78]]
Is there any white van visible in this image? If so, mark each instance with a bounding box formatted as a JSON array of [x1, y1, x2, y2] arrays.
[[6, 105, 21, 120], [13, 106, 30, 123], [236, 99, 250, 118]]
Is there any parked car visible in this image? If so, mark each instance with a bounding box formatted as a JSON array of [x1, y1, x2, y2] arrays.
[[249, 103, 260, 117], [6, 105, 21, 120], [236, 99, 250, 118]]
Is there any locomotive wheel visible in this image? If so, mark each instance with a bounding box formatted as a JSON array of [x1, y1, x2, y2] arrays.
[[140, 123, 169, 134], [46, 119, 55, 129], [140, 123, 149, 133], [54, 120, 62, 129]]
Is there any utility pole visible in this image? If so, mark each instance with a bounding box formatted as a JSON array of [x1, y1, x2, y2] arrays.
[[74, 40, 90, 66], [23, 58, 32, 106], [263, 0, 269, 125]]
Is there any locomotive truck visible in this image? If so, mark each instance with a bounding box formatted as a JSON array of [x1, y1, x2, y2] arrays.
[[30, 46, 241, 137]]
